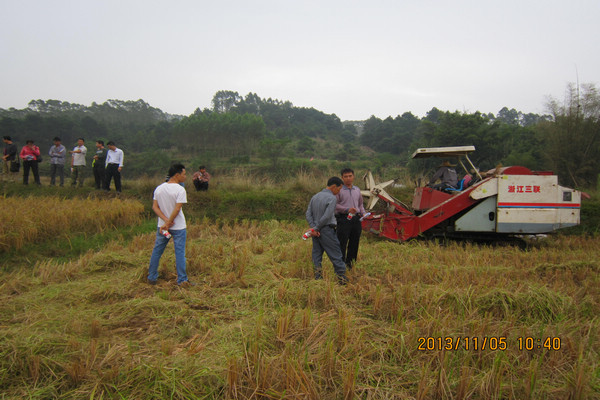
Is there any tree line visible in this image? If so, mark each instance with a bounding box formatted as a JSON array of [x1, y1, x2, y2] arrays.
[[1, 84, 599, 188]]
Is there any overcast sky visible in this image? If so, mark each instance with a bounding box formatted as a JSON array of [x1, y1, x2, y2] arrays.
[[1, 0, 599, 120]]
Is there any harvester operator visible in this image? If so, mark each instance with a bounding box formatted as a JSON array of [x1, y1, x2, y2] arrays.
[[428, 160, 458, 191]]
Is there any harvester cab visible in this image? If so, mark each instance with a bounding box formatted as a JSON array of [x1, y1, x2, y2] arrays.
[[361, 146, 581, 242]]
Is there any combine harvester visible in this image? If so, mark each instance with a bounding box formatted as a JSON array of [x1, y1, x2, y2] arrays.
[[360, 146, 581, 243]]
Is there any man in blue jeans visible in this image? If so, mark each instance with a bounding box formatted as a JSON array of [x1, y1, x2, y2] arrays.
[[147, 163, 192, 286]]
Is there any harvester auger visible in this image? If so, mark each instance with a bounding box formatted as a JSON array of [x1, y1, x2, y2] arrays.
[[360, 146, 581, 242]]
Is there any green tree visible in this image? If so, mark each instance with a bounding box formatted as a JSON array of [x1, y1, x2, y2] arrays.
[[212, 90, 241, 113], [259, 133, 290, 168], [539, 82, 600, 188]]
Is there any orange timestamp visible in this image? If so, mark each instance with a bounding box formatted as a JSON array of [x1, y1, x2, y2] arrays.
[[417, 336, 562, 351]]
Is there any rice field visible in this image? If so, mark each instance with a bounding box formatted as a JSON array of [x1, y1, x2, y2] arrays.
[[0, 215, 598, 399], [0, 196, 144, 252]]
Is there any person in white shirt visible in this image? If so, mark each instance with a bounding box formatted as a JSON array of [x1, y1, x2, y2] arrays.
[[147, 163, 191, 286], [69, 138, 87, 187], [104, 141, 124, 192]]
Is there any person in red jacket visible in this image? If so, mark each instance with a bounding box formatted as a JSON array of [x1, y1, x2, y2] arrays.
[[20, 139, 41, 185]]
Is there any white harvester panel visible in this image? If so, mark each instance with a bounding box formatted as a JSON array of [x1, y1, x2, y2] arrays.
[[496, 175, 580, 233], [455, 197, 497, 232]]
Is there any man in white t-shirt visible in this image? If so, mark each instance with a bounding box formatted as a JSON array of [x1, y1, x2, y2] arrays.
[[69, 137, 87, 187], [147, 163, 191, 286]]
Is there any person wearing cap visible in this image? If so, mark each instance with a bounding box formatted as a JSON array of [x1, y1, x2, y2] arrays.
[[428, 160, 458, 191], [48, 137, 66, 186]]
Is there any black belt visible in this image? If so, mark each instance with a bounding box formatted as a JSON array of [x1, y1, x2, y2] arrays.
[[326, 224, 337, 229], [107, 163, 120, 166]]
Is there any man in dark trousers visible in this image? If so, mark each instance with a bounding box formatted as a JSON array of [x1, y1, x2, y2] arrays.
[[49, 137, 66, 186], [92, 140, 107, 189], [19, 140, 41, 185], [192, 165, 211, 191], [305, 176, 348, 285], [104, 141, 124, 192], [335, 168, 367, 270], [2, 136, 18, 182]]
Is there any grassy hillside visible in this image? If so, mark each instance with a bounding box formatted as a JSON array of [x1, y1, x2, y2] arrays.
[[0, 184, 599, 398]]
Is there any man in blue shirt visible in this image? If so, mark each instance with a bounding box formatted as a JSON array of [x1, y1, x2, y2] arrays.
[[305, 177, 348, 284]]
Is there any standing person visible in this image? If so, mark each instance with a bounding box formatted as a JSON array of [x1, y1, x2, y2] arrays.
[[104, 141, 124, 192], [69, 138, 87, 187], [19, 140, 41, 185], [335, 168, 367, 270], [2, 136, 18, 182], [305, 177, 348, 284], [147, 163, 191, 286], [428, 160, 458, 191], [192, 165, 211, 191], [92, 140, 107, 189], [48, 137, 66, 186]]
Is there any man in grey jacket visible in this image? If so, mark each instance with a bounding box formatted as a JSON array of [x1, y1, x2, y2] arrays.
[[48, 137, 66, 186], [428, 160, 458, 191], [305, 176, 348, 284]]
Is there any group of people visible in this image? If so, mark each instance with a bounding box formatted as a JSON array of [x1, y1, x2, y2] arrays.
[[305, 168, 366, 285], [146, 165, 360, 287], [2, 136, 124, 191]]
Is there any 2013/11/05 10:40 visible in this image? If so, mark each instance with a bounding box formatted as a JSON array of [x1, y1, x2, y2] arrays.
[[417, 336, 562, 351]]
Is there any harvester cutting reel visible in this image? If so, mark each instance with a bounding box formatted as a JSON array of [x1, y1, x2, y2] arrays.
[[361, 171, 411, 213]]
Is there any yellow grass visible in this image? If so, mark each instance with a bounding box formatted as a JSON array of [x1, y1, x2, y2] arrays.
[[0, 219, 598, 398], [0, 196, 144, 251]]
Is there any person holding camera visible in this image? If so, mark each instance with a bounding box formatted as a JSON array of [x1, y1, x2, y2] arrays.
[[19, 139, 41, 185]]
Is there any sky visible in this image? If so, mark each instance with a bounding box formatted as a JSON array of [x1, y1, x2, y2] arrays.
[[1, 0, 599, 121]]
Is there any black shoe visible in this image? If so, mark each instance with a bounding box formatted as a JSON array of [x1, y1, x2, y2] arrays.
[[337, 275, 348, 285], [314, 268, 323, 280], [147, 279, 157, 285]]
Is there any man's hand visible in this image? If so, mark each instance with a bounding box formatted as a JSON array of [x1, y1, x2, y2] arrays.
[[160, 221, 174, 231]]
